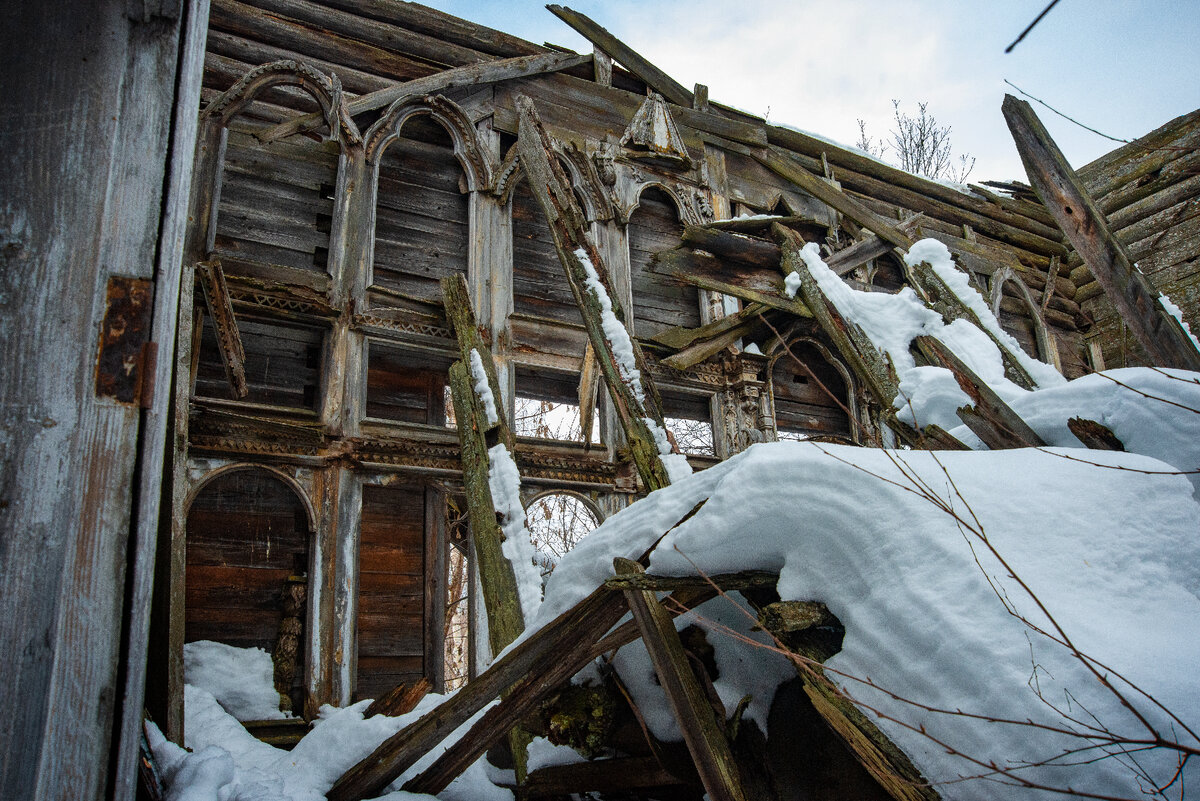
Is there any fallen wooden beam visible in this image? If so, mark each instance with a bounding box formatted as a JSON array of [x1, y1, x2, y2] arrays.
[[546, 5, 693, 108], [1002, 94, 1200, 371], [615, 559, 747, 801], [651, 302, 768, 351], [913, 336, 1045, 449], [327, 587, 624, 801], [516, 94, 675, 491], [603, 569, 778, 593], [524, 755, 686, 798], [261, 50, 591, 141]]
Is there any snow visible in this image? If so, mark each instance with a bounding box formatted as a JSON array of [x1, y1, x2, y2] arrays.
[[906, 238, 1065, 389], [150, 686, 510, 801], [538, 432, 1200, 798], [643, 416, 693, 482], [784, 238, 1074, 432], [742, 341, 764, 356], [1159, 291, 1200, 351], [576, 248, 644, 404], [184, 641, 291, 721], [486, 443, 543, 623], [468, 349, 498, 426]]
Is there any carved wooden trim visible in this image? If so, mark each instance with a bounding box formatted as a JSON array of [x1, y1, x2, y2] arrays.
[[202, 59, 360, 147], [364, 94, 494, 191], [195, 259, 247, 398]]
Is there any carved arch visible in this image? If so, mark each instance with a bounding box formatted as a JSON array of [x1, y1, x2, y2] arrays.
[[625, 180, 705, 226], [494, 140, 611, 222], [766, 332, 861, 444], [365, 94, 493, 191], [523, 488, 606, 524], [989, 267, 1055, 363], [202, 60, 360, 147], [185, 462, 316, 534]]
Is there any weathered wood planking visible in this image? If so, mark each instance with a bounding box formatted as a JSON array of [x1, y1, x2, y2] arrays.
[[630, 188, 700, 338], [772, 342, 854, 439], [0, 2, 205, 800], [195, 317, 324, 409], [512, 181, 587, 325]]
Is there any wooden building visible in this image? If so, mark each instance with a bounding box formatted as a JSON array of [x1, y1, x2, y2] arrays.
[[4, 2, 1198, 800], [153, 0, 1108, 736]]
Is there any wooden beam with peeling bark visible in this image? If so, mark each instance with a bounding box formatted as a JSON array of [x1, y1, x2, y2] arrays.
[[261, 50, 592, 141], [1002, 94, 1200, 371], [515, 94, 674, 491]]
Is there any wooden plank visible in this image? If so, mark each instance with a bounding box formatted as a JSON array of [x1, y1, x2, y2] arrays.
[[327, 587, 626, 801], [515, 95, 675, 491], [546, 5, 692, 108], [263, 50, 592, 141], [614, 559, 747, 801], [913, 336, 1046, 449], [195, 259, 249, 398], [524, 756, 684, 797], [1002, 95, 1200, 371]]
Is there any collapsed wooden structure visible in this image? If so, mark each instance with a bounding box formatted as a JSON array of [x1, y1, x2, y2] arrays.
[[137, 1, 1200, 799]]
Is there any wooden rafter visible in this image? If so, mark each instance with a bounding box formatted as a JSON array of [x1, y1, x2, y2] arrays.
[[1003, 94, 1200, 371], [195, 259, 247, 399]]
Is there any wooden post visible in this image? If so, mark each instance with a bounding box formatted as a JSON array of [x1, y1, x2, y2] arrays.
[[1002, 94, 1200, 371], [442, 274, 515, 450], [613, 559, 747, 801], [515, 95, 674, 491]]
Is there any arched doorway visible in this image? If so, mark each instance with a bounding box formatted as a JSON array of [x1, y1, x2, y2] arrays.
[[185, 467, 311, 717]]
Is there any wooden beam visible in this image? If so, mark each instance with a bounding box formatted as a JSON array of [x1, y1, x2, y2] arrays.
[[328, 587, 626, 801], [261, 50, 591, 141], [515, 94, 674, 491], [195, 259, 248, 398], [1002, 94, 1200, 371], [681, 225, 781, 270], [614, 559, 747, 801], [603, 569, 778, 593], [651, 302, 768, 350], [913, 336, 1046, 449], [442, 274, 514, 450], [755, 147, 915, 251], [578, 340, 601, 447], [525, 755, 685, 798], [546, 5, 693, 108], [661, 319, 758, 370], [654, 248, 814, 320]]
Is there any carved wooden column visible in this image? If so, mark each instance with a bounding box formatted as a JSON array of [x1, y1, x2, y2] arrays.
[[718, 351, 773, 455]]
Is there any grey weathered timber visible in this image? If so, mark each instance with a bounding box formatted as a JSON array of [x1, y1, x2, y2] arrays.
[[662, 319, 759, 370], [0, 3, 205, 801], [1002, 95, 1200, 371], [196, 259, 249, 397], [579, 340, 601, 447], [327, 586, 627, 801], [1067, 417, 1126, 452], [263, 50, 591, 141], [654, 248, 814, 319], [652, 302, 769, 350], [442, 274, 514, 450], [913, 336, 1046, 449], [614, 558, 748, 801], [603, 568, 778, 593], [681, 225, 782, 270], [903, 257, 1039, 389], [515, 95, 674, 491], [546, 5, 693, 108], [757, 148, 916, 251]]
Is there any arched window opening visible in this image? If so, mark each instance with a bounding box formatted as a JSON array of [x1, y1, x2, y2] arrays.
[[525, 493, 602, 578], [511, 175, 589, 324], [185, 468, 311, 719], [629, 187, 698, 338], [373, 116, 469, 304], [772, 342, 853, 442], [212, 117, 337, 276]]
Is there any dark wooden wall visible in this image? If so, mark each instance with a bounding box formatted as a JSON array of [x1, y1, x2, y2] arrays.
[[629, 187, 697, 337], [357, 484, 428, 700], [513, 179, 585, 324], [197, 317, 324, 408], [365, 343, 452, 424], [185, 469, 310, 710], [373, 117, 469, 303], [772, 343, 852, 440]]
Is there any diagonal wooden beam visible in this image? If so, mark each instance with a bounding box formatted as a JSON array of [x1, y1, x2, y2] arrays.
[[1002, 94, 1200, 371], [261, 50, 591, 142], [546, 5, 693, 108], [195, 259, 247, 398], [516, 94, 675, 491], [614, 558, 747, 801]]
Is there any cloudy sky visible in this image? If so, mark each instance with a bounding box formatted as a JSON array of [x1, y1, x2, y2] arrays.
[[419, 0, 1198, 182]]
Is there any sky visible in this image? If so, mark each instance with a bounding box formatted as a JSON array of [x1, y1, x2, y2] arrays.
[[417, 0, 1199, 182]]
